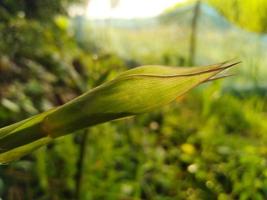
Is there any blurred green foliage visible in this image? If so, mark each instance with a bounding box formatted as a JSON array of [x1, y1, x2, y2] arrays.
[[77, 90, 267, 199], [0, 0, 85, 21], [207, 0, 267, 33], [1, 0, 267, 199]]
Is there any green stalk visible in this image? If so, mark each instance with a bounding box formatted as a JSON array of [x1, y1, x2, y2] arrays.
[[0, 61, 240, 163], [75, 129, 89, 199]]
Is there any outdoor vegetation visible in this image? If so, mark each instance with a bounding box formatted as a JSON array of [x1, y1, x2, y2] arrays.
[[0, 0, 267, 199]]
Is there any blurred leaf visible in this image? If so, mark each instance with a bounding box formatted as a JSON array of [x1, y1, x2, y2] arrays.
[[1, 99, 20, 113], [208, 0, 267, 33]]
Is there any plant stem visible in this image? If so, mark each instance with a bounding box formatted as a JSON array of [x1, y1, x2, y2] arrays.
[[74, 129, 89, 199]]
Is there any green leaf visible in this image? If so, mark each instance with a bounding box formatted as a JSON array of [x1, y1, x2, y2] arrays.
[[0, 61, 239, 163]]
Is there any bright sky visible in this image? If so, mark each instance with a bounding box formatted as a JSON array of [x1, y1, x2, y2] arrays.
[[86, 0, 187, 19]]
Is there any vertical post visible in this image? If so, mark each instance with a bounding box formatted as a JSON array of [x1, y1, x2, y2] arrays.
[[189, 0, 201, 65]]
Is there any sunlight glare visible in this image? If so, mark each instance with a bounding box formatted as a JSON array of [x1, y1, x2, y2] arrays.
[[86, 0, 187, 19]]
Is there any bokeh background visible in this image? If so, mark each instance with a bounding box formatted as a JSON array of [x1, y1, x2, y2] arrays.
[[1, 0, 267, 199]]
